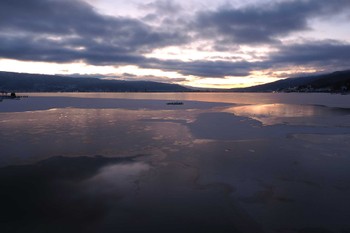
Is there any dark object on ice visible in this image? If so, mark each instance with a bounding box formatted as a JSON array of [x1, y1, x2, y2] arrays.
[[0, 91, 28, 101], [0, 91, 17, 99], [1, 91, 16, 98], [166, 101, 184, 105]]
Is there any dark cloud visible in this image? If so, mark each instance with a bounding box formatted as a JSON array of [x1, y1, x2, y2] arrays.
[[0, 32, 149, 64], [0, 28, 257, 77], [194, 0, 350, 44], [145, 59, 260, 77], [0, 0, 188, 60], [157, 40, 350, 78], [204, 40, 350, 80], [270, 40, 350, 69]]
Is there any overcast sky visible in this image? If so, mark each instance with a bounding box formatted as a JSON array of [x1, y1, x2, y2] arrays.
[[1, 0, 350, 88]]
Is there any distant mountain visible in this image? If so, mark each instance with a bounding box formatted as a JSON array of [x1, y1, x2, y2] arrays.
[[0, 71, 190, 92], [231, 70, 350, 93]]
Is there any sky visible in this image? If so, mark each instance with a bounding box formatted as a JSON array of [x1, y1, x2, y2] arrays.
[[1, 0, 350, 88]]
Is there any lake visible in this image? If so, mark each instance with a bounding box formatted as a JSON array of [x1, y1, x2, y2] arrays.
[[1, 93, 350, 233]]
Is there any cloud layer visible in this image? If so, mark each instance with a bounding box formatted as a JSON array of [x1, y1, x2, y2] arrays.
[[195, 0, 350, 45], [1, 0, 350, 79]]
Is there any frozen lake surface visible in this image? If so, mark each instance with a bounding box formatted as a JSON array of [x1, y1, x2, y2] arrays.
[[1, 93, 350, 233]]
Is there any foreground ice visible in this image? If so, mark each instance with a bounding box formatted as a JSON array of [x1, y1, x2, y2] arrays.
[[0, 93, 350, 233]]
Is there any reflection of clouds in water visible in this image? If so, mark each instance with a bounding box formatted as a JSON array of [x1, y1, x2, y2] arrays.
[[0, 156, 148, 233], [147, 122, 193, 145], [83, 162, 150, 196], [0, 107, 197, 165]]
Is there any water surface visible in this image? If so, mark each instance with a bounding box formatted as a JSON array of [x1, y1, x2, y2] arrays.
[[1, 93, 350, 233]]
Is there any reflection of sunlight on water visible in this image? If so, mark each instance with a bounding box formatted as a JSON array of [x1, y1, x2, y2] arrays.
[[224, 104, 319, 125], [83, 162, 149, 195], [223, 104, 350, 126], [226, 104, 316, 117]]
